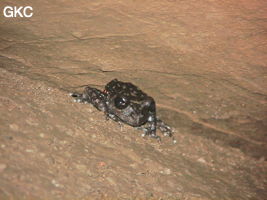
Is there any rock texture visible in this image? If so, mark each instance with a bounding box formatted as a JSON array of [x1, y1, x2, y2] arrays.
[[0, 0, 266, 199]]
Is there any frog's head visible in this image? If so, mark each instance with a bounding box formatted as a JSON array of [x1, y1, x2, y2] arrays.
[[107, 95, 156, 127]]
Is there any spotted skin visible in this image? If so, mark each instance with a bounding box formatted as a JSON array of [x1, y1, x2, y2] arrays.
[[70, 79, 175, 142]]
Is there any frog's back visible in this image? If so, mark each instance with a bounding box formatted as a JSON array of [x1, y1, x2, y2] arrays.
[[105, 79, 148, 101]]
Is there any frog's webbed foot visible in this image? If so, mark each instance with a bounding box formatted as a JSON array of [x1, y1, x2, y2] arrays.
[[157, 118, 173, 137], [144, 129, 161, 142], [138, 114, 161, 142], [157, 118, 176, 144], [136, 127, 161, 142]]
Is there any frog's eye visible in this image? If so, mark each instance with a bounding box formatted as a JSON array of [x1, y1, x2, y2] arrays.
[[114, 96, 129, 109]]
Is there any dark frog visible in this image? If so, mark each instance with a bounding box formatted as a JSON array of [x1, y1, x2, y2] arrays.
[[70, 79, 175, 142]]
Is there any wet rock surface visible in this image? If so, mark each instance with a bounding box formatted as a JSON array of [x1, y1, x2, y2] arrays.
[[0, 0, 266, 199]]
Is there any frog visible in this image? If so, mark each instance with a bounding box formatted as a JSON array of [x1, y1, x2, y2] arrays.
[[70, 79, 175, 142]]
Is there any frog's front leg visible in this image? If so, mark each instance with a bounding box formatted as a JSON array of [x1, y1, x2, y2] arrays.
[[105, 113, 124, 130], [142, 113, 161, 141], [105, 113, 121, 122], [139, 98, 160, 140], [70, 86, 108, 112]]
